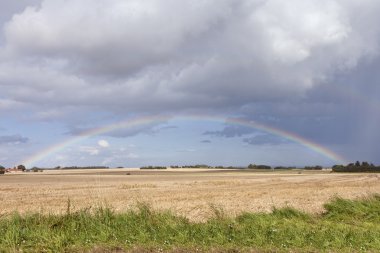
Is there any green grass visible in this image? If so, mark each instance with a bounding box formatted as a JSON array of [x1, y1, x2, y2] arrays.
[[1, 195, 380, 252]]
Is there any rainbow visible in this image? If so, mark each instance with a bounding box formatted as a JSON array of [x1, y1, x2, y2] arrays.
[[21, 114, 348, 167]]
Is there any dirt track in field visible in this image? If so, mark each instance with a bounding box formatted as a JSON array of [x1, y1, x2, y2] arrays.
[[1, 169, 379, 221]]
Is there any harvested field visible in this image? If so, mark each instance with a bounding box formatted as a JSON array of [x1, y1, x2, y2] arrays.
[[0, 169, 379, 221]]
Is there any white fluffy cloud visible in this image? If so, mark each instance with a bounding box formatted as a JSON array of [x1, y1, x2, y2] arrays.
[[98, 140, 110, 148]]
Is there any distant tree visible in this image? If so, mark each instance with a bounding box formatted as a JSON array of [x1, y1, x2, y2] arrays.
[[332, 161, 380, 172], [140, 166, 167, 170], [248, 164, 272, 170], [332, 165, 344, 172], [0, 165, 5, 175], [304, 165, 323, 170], [361, 161, 370, 167], [17, 165, 26, 171]]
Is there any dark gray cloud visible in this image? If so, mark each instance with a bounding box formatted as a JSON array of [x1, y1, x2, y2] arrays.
[[201, 140, 212, 143], [2, 0, 380, 117], [0, 135, 28, 144]]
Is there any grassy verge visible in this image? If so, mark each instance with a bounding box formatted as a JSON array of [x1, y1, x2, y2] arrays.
[[0, 195, 379, 252]]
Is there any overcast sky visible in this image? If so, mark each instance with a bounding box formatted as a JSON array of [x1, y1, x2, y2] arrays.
[[1, 0, 379, 168]]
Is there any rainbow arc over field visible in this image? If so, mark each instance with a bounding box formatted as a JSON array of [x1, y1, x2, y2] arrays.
[[21, 114, 348, 167]]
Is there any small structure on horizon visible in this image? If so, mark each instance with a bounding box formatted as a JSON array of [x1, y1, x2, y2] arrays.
[[5, 165, 26, 173]]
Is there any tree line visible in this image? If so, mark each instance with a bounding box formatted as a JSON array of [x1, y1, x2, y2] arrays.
[[332, 161, 380, 172], [248, 164, 323, 170], [140, 166, 167, 170]]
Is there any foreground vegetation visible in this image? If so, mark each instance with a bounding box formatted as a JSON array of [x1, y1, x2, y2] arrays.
[[0, 195, 379, 252]]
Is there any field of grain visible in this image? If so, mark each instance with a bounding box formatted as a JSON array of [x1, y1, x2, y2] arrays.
[[1, 169, 379, 221]]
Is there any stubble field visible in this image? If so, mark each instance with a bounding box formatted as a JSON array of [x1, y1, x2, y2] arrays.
[[1, 169, 379, 221]]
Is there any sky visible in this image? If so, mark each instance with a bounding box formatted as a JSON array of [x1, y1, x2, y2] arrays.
[[0, 0, 379, 168]]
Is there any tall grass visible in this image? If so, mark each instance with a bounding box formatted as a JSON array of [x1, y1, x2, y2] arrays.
[[0, 195, 379, 252]]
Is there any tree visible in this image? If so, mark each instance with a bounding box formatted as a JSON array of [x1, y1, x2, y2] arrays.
[[249, 164, 271, 170], [17, 164, 26, 171], [248, 164, 256, 169], [361, 161, 370, 167], [0, 165, 5, 175], [332, 162, 380, 172]]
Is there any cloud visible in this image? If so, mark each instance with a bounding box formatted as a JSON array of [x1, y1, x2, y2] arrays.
[[157, 125, 178, 131], [177, 148, 197, 153], [243, 134, 291, 145], [66, 119, 165, 138], [126, 153, 139, 159], [253, 0, 351, 63], [201, 140, 212, 143], [203, 125, 256, 138], [0, 0, 380, 165], [79, 146, 99, 156], [98, 140, 109, 148], [0, 99, 25, 111], [0, 1, 41, 42], [0, 135, 28, 145], [1, 0, 379, 120]]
